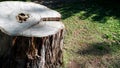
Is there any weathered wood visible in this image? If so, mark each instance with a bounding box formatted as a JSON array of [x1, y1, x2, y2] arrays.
[[0, 1, 64, 68], [0, 29, 64, 68], [0, 1, 62, 36]]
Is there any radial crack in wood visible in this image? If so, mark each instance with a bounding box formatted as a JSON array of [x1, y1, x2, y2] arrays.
[[0, 1, 62, 36], [0, 1, 64, 68]]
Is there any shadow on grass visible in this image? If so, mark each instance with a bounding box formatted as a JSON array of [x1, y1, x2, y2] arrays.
[[77, 41, 120, 56], [0, 0, 28, 2], [77, 42, 110, 56], [0, 0, 120, 23], [55, 0, 120, 23], [111, 59, 120, 68]]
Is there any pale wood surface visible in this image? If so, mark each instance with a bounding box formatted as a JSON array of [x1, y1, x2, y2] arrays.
[[0, 1, 63, 37], [0, 1, 64, 68]]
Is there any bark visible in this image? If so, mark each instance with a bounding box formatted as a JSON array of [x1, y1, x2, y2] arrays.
[[0, 29, 64, 68], [0, 1, 64, 68]]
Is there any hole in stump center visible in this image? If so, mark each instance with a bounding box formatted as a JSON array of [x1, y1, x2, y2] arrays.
[[16, 13, 30, 23]]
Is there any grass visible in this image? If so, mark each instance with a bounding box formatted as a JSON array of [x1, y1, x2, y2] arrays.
[[0, 0, 120, 67], [55, 1, 120, 68]]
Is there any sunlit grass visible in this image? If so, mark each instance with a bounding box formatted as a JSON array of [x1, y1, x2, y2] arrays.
[[56, 2, 120, 68]]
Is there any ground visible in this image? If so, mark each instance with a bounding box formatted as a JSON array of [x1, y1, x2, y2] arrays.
[[1, 0, 120, 68], [55, 1, 120, 68]]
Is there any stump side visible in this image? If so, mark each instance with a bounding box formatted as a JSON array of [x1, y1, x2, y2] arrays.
[[0, 29, 64, 68]]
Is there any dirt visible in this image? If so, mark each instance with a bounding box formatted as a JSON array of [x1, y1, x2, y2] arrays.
[[67, 60, 80, 68]]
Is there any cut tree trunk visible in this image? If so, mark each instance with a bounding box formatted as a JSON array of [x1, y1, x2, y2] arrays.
[[0, 29, 64, 68], [0, 1, 64, 68]]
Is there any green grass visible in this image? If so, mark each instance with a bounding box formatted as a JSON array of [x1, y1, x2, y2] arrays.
[[0, 0, 119, 67], [55, 1, 120, 68]]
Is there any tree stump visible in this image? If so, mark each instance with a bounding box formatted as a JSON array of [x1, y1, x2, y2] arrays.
[[0, 1, 64, 68]]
